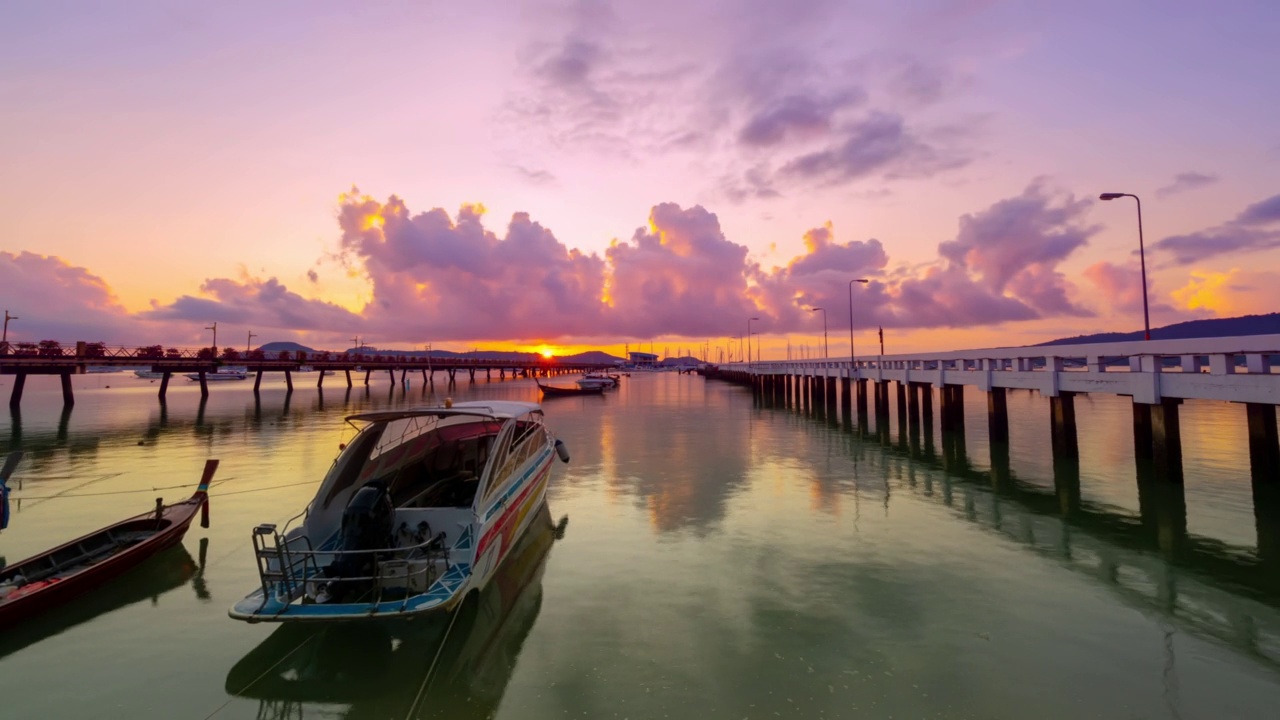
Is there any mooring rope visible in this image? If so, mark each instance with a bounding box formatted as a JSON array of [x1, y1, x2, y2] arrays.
[[6, 477, 321, 501], [404, 604, 465, 720], [200, 631, 319, 720]]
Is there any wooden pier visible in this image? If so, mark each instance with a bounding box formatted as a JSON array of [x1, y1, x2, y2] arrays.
[[0, 341, 613, 408]]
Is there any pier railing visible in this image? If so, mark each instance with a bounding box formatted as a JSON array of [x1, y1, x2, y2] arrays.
[[721, 333, 1280, 404]]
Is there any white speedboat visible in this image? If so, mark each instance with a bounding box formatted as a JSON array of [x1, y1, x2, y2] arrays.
[[576, 373, 618, 389], [184, 370, 247, 381], [229, 400, 569, 623]]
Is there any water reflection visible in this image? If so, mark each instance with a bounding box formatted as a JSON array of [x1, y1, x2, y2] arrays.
[[225, 503, 559, 719], [0, 543, 199, 660]]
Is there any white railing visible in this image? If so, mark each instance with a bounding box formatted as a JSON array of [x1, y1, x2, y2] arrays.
[[723, 334, 1280, 404]]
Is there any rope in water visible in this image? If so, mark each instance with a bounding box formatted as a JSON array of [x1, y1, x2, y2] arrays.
[[404, 602, 464, 720], [7, 477, 319, 501], [200, 632, 319, 720]]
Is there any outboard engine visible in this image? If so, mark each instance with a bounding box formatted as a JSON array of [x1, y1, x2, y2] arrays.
[[319, 481, 394, 603]]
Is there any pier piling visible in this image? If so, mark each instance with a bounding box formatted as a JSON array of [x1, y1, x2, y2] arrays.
[[198, 371, 209, 399], [284, 370, 293, 393], [253, 369, 263, 394], [1049, 392, 1078, 461], [8, 372, 25, 408], [1151, 399, 1184, 482], [59, 372, 74, 406], [159, 371, 171, 401], [988, 386, 1009, 444], [345, 369, 352, 388]]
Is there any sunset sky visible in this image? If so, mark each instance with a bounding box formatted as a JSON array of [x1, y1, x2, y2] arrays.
[[2, 0, 1278, 359]]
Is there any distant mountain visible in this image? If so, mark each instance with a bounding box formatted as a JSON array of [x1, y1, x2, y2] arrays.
[[258, 341, 316, 353], [560, 350, 625, 364], [1038, 313, 1280, 347]]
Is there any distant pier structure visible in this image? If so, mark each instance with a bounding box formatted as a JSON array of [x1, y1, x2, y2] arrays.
[[706, 334, 1280, 553], [0, 341, 613, 407]]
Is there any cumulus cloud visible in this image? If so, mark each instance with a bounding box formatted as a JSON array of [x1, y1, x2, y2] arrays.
[[0, 251, 141, 342], [1156, 171, 1218, 198], [605, 203, 758, 337], [1149, 191, 1280, 265], [336, 190, 608, 341], [144, 276, 362, 333], [6, 182, 1123, 346], [1082, 260, 1176, 317]]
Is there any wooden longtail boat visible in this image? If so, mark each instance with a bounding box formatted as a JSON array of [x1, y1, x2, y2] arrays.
[[536, 380, 604, 397], [0, 460, 217, 631]]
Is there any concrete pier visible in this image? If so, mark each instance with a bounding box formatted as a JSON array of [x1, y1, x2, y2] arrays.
[[1049, 392, 1078, 461], [988, 386, 1008, 445], [1151, 399, 1183, 482]]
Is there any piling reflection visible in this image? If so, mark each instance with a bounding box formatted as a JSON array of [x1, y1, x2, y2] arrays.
[[0, 543, 199, 660], [225, 503, 559, 719]]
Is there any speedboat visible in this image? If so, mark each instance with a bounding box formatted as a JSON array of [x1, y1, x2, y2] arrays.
[[576, 372, 618, 389], [229, 400, 569, 623], [184, 369, 247, 381]]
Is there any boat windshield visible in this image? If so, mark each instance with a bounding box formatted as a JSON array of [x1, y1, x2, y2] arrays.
[[314, 414, 504, 514]]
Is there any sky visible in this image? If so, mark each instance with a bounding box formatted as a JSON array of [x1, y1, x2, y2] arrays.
[[2, 0, 1279, 360]]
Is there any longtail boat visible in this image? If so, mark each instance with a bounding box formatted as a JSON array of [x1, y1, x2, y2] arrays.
[[536, 380, 604, 397], [0, 459, 217, 630]]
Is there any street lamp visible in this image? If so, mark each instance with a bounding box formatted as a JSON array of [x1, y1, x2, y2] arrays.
[[1099, 192, 1151, 341], [808, 307, 828, 358], [2, 310, 17, 344], [847, 279, 870, 362], [205, 322, 218, 350], [747, 317, 759, 366], [246, 331, 257, 353]]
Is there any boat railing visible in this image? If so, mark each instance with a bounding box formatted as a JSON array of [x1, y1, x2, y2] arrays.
[[250, 524, 449, 610]]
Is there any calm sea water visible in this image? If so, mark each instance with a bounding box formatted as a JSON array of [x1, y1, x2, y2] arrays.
[[1, 370, 1278, 719]]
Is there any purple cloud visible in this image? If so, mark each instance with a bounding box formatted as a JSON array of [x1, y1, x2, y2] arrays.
[[738, 91, 865, 147], [780, 112, 967, 185], [1155, 171, 1218, 198], [1149, 191, 1280, 265]]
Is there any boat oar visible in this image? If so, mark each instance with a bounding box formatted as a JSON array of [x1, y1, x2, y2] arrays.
[[0, 451, 23, 531], [196, 459, 219, 529]]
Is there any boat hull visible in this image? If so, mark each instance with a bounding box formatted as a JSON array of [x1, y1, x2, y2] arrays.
[[229, 445, 555, 623], [0, 494, 206, 631]]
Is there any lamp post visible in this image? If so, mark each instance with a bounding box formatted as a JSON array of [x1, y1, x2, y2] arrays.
[[1099, 192, 1151, 341], [246, 331, 256, 353], [847, 279, 870, 363], [808, 307, 828, 358], [747, 317, 759, 367], [205, 322, 218, 351], [2, 310, 17, 343]]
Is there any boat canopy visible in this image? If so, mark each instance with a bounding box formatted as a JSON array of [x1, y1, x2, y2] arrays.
[[345, 401, 543, 425]]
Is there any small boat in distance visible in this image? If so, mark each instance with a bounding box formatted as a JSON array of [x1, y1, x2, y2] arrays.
[[229, 400, 570, 623], [537, 380, 605, 397], [134, 370, 166, 379], [0, 460, 217, 631], [184, 369, 247, 382]]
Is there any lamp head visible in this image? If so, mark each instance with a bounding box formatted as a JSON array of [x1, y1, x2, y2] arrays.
[[809, 307, 822, 312], [853, 278, 869, 284], [1099, 193, 1125, 201]]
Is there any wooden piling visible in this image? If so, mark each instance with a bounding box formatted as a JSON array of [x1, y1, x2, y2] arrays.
[[284, 369, 293, 393], [159, 371, 171, 401], [364, 369, 371, 386], [345, 369, 353, 388], [9, 372, 25, 408], [198, 371, 209, 399], [317, 369, 325, 388], [59, 372, 74, 406], [253, 369, 263, 393]]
